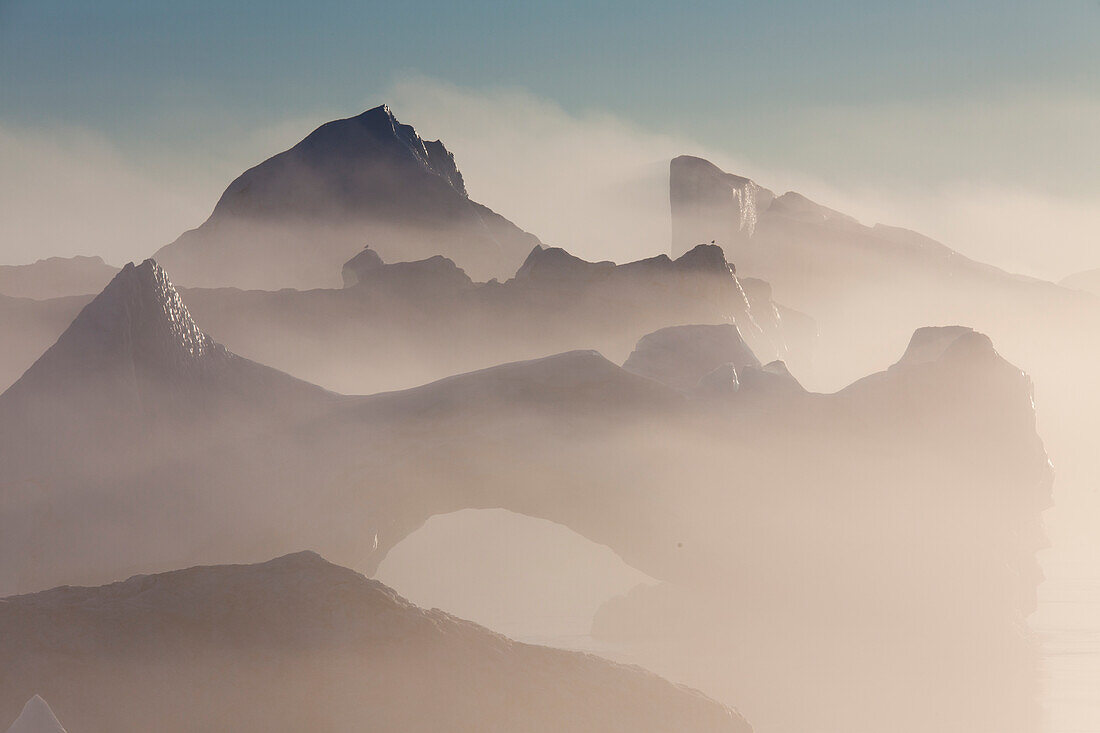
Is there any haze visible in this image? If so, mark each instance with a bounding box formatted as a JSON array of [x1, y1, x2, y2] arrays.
[[1, 3, 1098, 733]]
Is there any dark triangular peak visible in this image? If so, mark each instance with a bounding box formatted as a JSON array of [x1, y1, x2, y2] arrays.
[[154, 105, 541, 289], [219, 104, 468, 222], [0, 553, 749, 733], [0, 260, 330, 473], [344, 104, 467, 194], [4, 259, 227, 392]]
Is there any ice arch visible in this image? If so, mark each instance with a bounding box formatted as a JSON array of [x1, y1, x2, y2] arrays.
[[374, 508, 653, 639]]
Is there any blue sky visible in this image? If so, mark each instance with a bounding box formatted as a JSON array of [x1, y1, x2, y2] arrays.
[[3, 1, 1095, 151], [1, 1, 1098, 275]]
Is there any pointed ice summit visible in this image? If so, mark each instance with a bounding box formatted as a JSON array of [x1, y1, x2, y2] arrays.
[[155, 104, 541, 289], [0, 259, 329, 476], [1, 259, 325, 407], [5, 697, 66, 733], [22, 258, 221, 378]]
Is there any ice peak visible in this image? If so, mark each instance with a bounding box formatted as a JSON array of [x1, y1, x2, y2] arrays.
[[3, 258, 224, 398], [335, 104, 465, 195], [83, 258, 214, 360], [5, 696, 67, 733], [355, 103, 399, 131]]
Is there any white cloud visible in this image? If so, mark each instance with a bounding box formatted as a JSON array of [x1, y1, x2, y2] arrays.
[[758, 89, 1100, 279], [3, 79, 1097, 281], [386, 76, 726, 263], [0, 124, 213, 266], [386, 77, 1100, 280], [0, 113, 326, 268]]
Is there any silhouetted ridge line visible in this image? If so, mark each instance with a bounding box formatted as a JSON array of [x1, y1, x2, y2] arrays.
[[154, 105, 541, 288]]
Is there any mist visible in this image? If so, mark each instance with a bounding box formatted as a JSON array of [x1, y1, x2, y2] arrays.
[[4, 77, 1097, 283], [2, 9, 1098, 731], [386, 77, 1100, 281], [375, 508, 655, 639]]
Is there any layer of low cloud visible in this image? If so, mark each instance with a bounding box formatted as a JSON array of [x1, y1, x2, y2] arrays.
[[2, 78, 1097, 281], [0, 124, 212, 267], [387, 76, 721, 264], [761, 89, 1100, 280], [0, 115, 322, 268], [388, 76, 1100, 281]]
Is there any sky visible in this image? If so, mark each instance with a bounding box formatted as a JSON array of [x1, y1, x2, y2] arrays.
[[0, 0, 1097, 278]]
